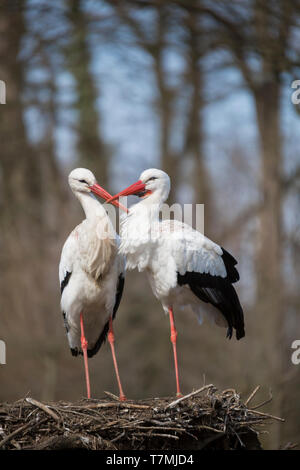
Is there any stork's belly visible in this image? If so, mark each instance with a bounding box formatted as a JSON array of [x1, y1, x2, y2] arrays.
[[146, 268, 176, 300], [162, 285, 198, 312], [61, 271, 116, 350], [146, 269, 196, 311], [62, 274, 112, 315]]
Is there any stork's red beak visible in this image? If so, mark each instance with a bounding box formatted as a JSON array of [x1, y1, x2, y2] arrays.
[[107, 180, 146, 203], [90, 183, 128, 213]]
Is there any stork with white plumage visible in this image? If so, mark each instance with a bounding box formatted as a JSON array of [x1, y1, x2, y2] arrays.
[[108, 169, 245, 397], [59, 168, 127, 400]]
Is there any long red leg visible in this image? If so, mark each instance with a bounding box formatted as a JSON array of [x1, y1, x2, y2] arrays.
[[169, 307, 182, 397], [80, 312, 91, 399], [108, 316, 126, 401]]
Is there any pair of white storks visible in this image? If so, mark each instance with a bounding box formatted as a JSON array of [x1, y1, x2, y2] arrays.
[[59, 168, 245, 399]]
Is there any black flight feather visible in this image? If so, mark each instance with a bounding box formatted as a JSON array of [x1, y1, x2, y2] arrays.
[[61, 272, 72, 342], [177, 268, 245, 340], [221, 247, 240, 283], [60, 271, 71, 294]]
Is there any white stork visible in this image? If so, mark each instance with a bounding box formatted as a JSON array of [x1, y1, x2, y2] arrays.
[[59, 168, 127, 400], [108, 168, 245, 397]]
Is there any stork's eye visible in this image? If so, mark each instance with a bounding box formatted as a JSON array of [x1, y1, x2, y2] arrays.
[[147, 177, 157, 182], [79, 179, 88, 184]]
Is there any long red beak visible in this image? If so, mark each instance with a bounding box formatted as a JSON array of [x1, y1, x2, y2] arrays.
[[90, 183, 128, 213], [107, 180, 146, 203]]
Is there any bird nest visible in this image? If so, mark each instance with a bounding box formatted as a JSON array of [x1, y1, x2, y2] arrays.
[[0, 385, 283, 450]]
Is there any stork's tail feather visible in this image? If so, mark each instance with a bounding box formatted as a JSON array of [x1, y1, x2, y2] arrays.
[[69, 322, 109, 358], [71, 347, 79, 357]]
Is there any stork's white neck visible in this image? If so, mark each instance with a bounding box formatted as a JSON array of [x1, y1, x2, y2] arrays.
[[119, 198, 161, 272], [75, 191, 106, 219], [139, 185, 169, 209], [129, 198, 160, 219]]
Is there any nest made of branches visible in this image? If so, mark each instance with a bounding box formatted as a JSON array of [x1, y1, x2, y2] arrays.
[[0, 385, 283, 450]]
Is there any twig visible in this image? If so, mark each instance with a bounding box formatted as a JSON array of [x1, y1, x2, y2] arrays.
[[135, 425, 184, 432], [245, 386, 260, 406], [0, 418, 47, 449], [165, 384, 214, 409], [251, 390, 273, 410], [0, 422, 33, 449], [135, 432, 179, 440], [250, 409, 285, 422], [103, 391, 120, 401], [84, 402, 151, 410], [110, 431, 125, 443], [197, 425, 224, 433], [26, 397, 60, 423], [280, 442, 298, 450], [232, 427, 245, 448]]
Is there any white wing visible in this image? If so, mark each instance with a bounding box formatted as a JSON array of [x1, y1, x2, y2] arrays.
[[158, 220, 227, 278], [155, 220, 244, 340]]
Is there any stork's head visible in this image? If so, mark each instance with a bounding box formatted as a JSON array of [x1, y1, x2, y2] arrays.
[[68, 168, 97, 193], [107, 169, 171, 206], [68, 168, 128, 212], [139, 169, 170, 199]]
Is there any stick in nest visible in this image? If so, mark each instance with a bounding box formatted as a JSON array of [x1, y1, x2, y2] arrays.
[[165, 384, 214, 409], [0, 422, 33, 449], [103, 391, 121, 401], [250, 409, 285, 422], [0, 418, 47, 449], [26, 397, 60, 423], [84, 402, 151, 410], [244, 385, 260, 406], [251, 390, 273, 410]]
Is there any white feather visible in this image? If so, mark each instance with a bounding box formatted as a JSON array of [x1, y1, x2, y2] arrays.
[[59, 171, 125, 354], [118, 169, 228, 330]]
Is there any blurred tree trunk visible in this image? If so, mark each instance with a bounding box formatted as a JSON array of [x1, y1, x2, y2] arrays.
[[254, 84, 282, 347], [66, 0, 108, 186], [252, 81, 283, 449], [0, 0, 46, 369], [38, 72, 69, 236], [183, 9, 212, 235], [152, 5, 178, 204], [251, 2, 285, 448], [0, 0, 42, 225], [213, 0, 289, 448]]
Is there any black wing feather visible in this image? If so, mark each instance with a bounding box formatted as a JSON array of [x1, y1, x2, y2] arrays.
[[61, 271, 72, 294], [87, 274, 125, 358], [61, 272, 72, 341], [221, 247, 240, 283], [178, 269, 245, 340], [112, 274, 125, 319]]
